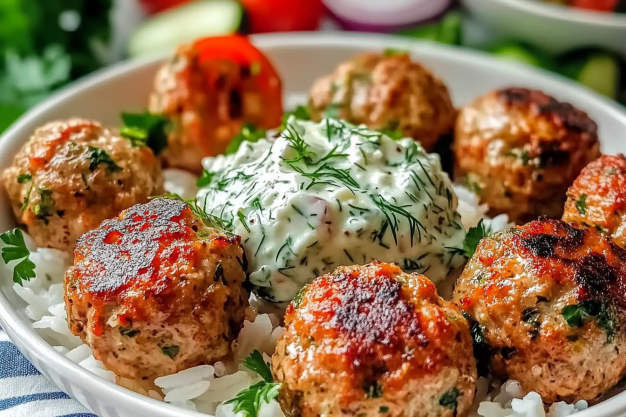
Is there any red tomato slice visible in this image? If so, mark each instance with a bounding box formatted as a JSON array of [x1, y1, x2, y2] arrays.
[[138, 0, 195, 14], [240, 0, 325, 33], [569, 0, 619, 12]]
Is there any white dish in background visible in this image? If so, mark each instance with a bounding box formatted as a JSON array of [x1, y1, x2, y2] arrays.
[[461, 0, 626, 56], [1, 32, 626, 417]]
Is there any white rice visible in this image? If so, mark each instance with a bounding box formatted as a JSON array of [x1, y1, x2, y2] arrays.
[[0, 172, 584, 417]]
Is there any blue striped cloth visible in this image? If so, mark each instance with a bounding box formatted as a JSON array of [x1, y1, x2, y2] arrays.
[[0, 328, 97, 417]]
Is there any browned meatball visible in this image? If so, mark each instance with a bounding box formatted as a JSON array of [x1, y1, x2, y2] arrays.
[[563, 154, 626, 248], [273, 262, 477, 417], [454, 87, 600, 223], [452, 219, 626, 403], [308, 52, 456, 151], [2, 118, 164, 252], [148, 36, 283, 172], [64, 198, 249, 380]]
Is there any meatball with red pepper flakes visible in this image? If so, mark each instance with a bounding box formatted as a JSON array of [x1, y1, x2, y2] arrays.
[[452, 219, 626, 403], [308, 52, 456, 151], [64, 198, 249, 381], [563, 154, 626, 248], [1, 118, 164, 252], [454, 87, 600, 223], [149, 35, 283, 172], [272, 262, 477, 417]]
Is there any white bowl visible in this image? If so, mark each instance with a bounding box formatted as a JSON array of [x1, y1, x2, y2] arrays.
[[2, 32, 626, 417], [461, 0, 626, 55]]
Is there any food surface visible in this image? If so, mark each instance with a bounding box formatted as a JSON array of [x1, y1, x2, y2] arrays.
[[2, 118, 164, 252], [563, 154, 626, 248], [197, 118, 466, 302], [273, 261, 477, 417], [454, 87, 601, 223], [64, 198, 248, 380], [149, 35, 283, 172], [453, 218, 626, 403], [308, 52, 456, 151]]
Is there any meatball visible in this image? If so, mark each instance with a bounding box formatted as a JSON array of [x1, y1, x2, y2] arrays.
[[454, 87, 600, 223], [149, 35, 283, 172], [2, 118, 164, 252], [273, 262, 477, 417], [308, 52, 456, 151], [452, 219, 626, 403], [563, 154, 626, 248], [64, 198, 249, 380]]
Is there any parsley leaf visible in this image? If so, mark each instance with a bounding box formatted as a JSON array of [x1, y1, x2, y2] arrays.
[[196, 169, 216, 188], [226, 123, 267, 155], [161, 345, 179, 359], [562, 300, 615, 343], [87, 146, 120, 173], [378, 120, 403, 140], [281, 105, 311, 129], [439, 387, 461, 411], [34, 188, 54, 223], [575, 194, 587, 217], [0, 228, 35, 286], [120, 112, 170, 156], [17, 173, 31, 183], [119, 326, 139, 337], [462, 219, 491, 258], [225, 350, 281, 417]]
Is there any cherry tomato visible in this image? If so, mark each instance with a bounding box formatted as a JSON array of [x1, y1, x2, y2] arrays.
[[240, 0, 325, 33], [569, 0, 619, 12]]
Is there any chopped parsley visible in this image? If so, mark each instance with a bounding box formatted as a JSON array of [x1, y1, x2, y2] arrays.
[[118, 326, 139, 337], [506, 147, 530, 166], [87, 146, 121, 173], [120, 112, 169, 156], [562, 300, 615, 343], [34, 188, 55, 223], [463, 311, 492, 376], [575, 194, 587, 217], [17, 173, 32, 183], [226, 123, 267, 155], [522, 307, 540, 339], [0, 228, 36, 286], [292, 285, 308, 309], [379, 406, 389, 413], [439, 387, 461, 411], [462, 219, 491, 258], [197, 170, 216, 188], [225, 350, 281, 417], [160, 345, 179, 359]]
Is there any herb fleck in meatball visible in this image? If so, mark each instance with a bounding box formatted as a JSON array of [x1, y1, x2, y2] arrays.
[[454, 87, 600, 223], [273, 262, 477, 417], [64, 198, 249, 381], [148, 36, 283, 172], [308, 52, 456, 151], [452, 219, 626, 403], [2, 118, 164, 252], [563, 154, 626, 248]]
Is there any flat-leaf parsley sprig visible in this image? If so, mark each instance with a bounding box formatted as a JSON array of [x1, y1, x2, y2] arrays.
[[120, 112, 170, 156], [0, 228, 36, 285], [225, 350, 281, 417]]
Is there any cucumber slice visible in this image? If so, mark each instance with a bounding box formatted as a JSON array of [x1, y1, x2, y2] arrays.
[[489, 42, 543, 69], [559, 50, 621, 100], [128, 0, 248, 58]]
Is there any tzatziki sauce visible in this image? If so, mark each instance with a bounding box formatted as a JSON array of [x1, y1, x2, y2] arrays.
[[197, 118, 465, 302]]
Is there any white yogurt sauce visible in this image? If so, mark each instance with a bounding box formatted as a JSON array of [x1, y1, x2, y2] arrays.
[[197, 118, 465, 302]]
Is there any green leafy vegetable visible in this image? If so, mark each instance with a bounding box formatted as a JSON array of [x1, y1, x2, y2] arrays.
[[88, 146, 120, 173], [161, 345, 179, 359], [575, 194, 587, 217], [379, 406, 390, 413], [378, 120, 403, 140], [0, 228, 35, 285], [226, 123, 267, 155], [34, 188, 54, 222], [462, 219, 491, 258], [120, 112, 170, 156], [397, 11, 462, 46], [439, 387, 461, 411], [17, 173, 31, 183], [463, 311, 492, 377], [562, 300, 615, 343], [197, 169, 216, 188], [118, 326, 139, 337], [225, 350, 282, 417]]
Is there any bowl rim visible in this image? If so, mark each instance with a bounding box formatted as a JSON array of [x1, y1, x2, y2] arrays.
[[2, 31, 626, 417], [487, 0, 626, 28]]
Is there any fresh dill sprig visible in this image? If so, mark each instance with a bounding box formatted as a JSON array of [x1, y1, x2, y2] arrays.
[[158, 194, 233, 231], [370, 194, 425, 246]]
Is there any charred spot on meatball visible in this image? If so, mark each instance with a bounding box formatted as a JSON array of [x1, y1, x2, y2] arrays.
[[454, 87, 600, 223], [1, 118, 164, 252], [64, 198, 248, 381], [273, 262, 477, 417], [453, 218, 626, 403]]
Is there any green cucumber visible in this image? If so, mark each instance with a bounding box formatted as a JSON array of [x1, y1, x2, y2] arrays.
[[128, 0, 248, 58], [487, 41, 553, 70], [558, 50, 621, 100]]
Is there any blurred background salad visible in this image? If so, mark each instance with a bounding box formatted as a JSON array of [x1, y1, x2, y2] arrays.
[[1, 0, 624, 133]]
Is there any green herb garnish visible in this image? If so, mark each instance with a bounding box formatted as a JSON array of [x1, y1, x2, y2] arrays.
[[462, 219, 491, 258], [17, 173, 31, 183], [225, 350, 282, 417], [161, 345, 179, 359], [383, 48, 408, 57], [439, 387, 461, 411], [379, 406, 389, 413], [575, 194, 587, 217], [120, 112, 170, 156], [119, 326, 139, 337], [159, 194, 233, 232], [34, 188, 54, 222], [197, 170, 216, 188], [0, 228, 35, 286], [226, 123, 267, 155], [87, 146, 121, 173], [522, 307, 540, 339], [562, 300, 615, 343]]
